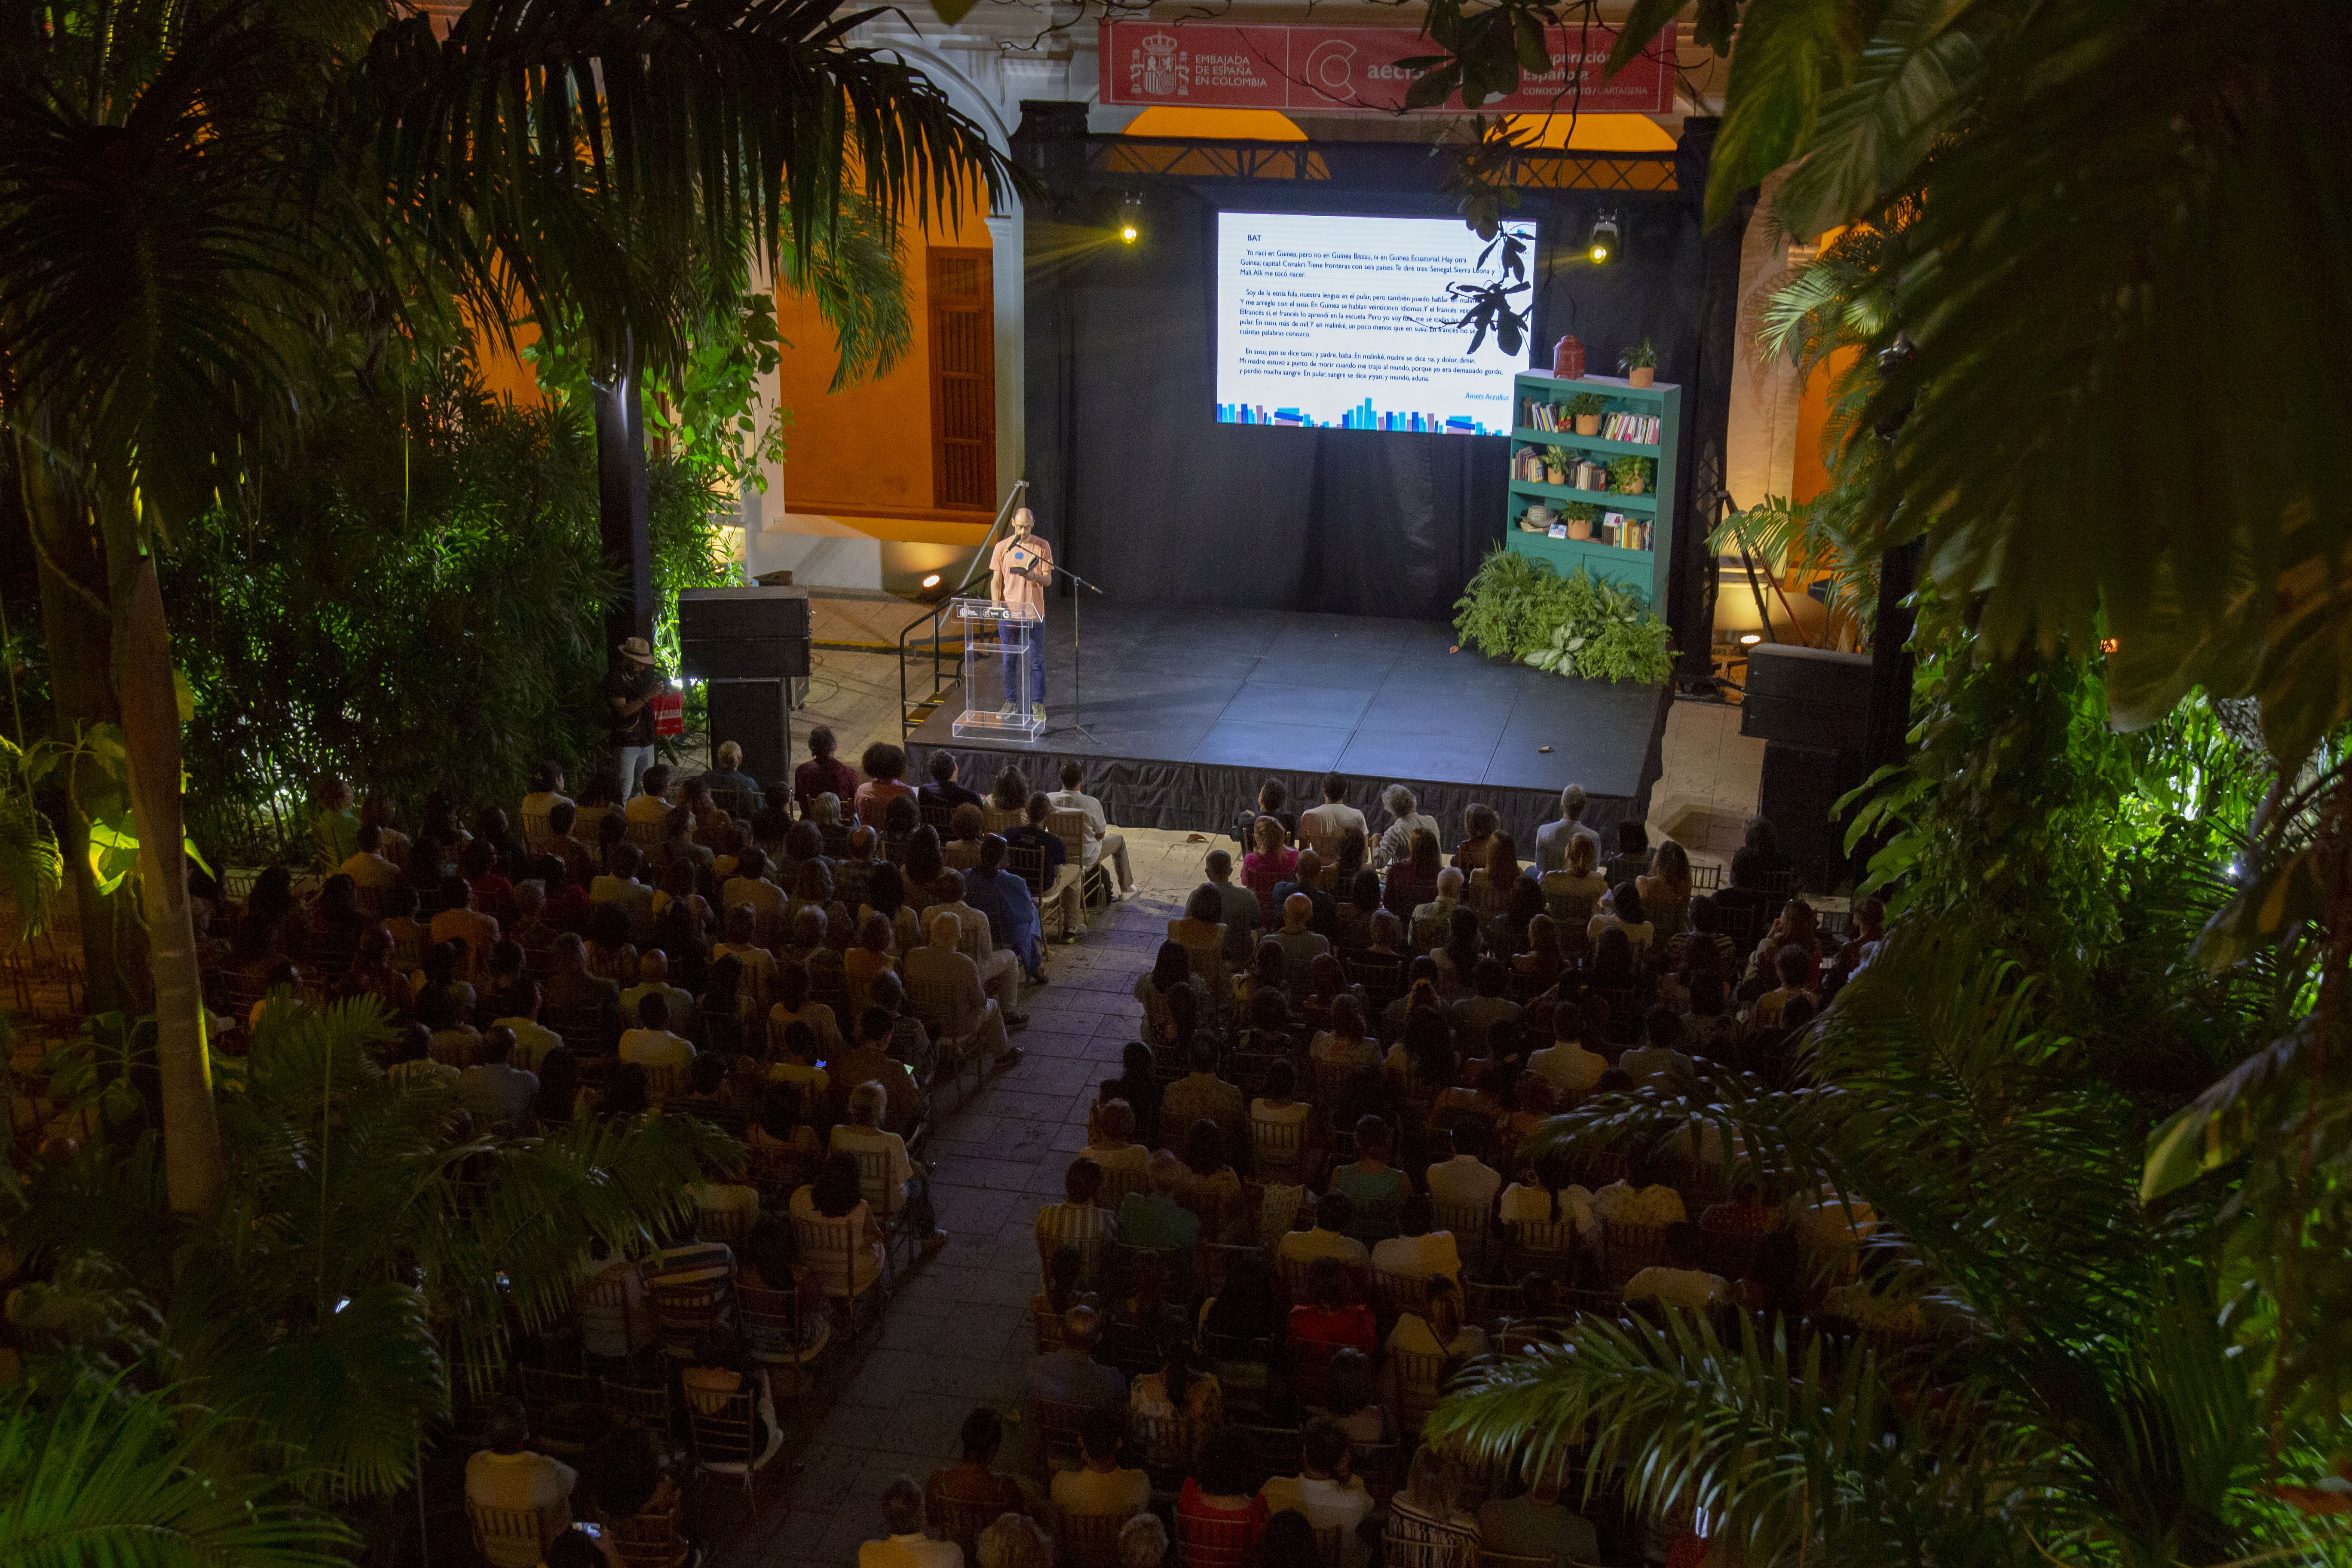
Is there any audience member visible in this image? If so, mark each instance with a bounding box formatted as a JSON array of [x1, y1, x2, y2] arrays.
[[1048, 762, 1135, 899], [1027, 1305, 1126, 1409], [1624, 1222, 1733, 1312], [465, 1397, 578, 1564], [859, 1473, 961, 1568], [1533, 782, 1602, 874]]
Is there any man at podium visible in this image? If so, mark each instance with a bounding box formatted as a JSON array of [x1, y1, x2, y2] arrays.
[[989, 507, 1054, 725]]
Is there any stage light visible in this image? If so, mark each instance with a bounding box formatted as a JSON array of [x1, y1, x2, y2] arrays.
[[1739, 633, 1763, 646], [921, 573, 942, 589], [1587, 212, 1621, 265], [1116, 193, 1144, 245]]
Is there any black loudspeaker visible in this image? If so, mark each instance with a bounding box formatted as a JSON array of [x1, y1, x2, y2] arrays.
[[1759, 742, 1870, 892], [679, 586, 811, 680], [1741, 643, 1873, 753], [706, 681, 793, 787]]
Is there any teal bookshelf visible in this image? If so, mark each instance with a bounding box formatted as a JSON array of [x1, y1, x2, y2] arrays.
[[1504, 371, 1681, 608]]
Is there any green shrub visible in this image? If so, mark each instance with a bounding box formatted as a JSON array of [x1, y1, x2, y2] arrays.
[[1452, 546, 1673, 684]]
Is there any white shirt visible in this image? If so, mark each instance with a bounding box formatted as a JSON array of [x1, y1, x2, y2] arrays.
[[1374, 811, 1441, 870], [1047, 788, 1109, 841], [1499, 1182, 1595, 1233], [1260, 1473, 1372, 1540], [1591, 1182, 1687, 1227], [1369, 1231, 1461, 1286], [1298, 802, 1369, 860], [618, 1028, 694, 1072], [858, 1534, 963, 1568], [1620, 1045, 1695, 1086], [1277, 1228, 1369, 1268]]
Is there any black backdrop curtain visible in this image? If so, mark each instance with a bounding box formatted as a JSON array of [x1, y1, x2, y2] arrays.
[[1030, 157, 1712, 624]]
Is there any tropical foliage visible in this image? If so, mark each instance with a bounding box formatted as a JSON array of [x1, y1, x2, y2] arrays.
[[1454, 547, 1674, 684], [3, 997, 721, 1511]]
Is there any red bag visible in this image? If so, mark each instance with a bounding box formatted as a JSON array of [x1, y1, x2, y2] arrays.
[[652, 688, 685, 738]]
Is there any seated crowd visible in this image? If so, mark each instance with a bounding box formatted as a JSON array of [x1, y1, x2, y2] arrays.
[[842, 780, 1887, 1568], [254, 753, 1886, 1568]]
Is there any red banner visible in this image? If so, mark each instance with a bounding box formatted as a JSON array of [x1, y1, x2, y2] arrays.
[[1099, 21, 1676, 117]]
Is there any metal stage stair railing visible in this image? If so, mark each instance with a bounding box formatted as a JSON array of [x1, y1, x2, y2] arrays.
[[899, 480, 1028, 735]]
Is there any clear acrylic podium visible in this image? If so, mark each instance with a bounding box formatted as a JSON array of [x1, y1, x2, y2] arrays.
[[949, 597, 1045, 741]]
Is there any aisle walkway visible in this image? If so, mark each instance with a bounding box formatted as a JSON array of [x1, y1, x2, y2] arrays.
[[717, 827, 1211, 1566]]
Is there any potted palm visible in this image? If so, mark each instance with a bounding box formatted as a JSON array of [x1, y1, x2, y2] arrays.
[[1619, 338, 1658, 388], [1563, 392, 1608, 437], [1611, 453, 1653, 495]]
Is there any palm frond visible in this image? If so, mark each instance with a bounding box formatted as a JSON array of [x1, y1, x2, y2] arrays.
[[0, 1380, 352, 1568]]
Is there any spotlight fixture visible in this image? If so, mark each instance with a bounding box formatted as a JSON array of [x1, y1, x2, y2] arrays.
[[1116, 192, 1144, 245], [921, 573, 943, 589], [1739, 632, 1763, 647], [1586, 211, 1622, 265]]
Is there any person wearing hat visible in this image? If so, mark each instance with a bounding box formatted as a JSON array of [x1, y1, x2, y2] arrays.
[[989, 507, 1054, 726], [607, 636, 665, 799]]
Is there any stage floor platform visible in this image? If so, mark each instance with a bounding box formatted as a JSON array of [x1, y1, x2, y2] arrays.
[[904, 606, 1670, 842]]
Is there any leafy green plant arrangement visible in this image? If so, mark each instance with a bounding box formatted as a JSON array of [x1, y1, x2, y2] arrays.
[[1562, 392, 1609, 417], [1611, 453, 1654, 493], [1561, 501, 1601, 525], [1452, 546, 1673, 683], [1618, 337, 1657, 371], [1540, 444, 1574, 473]]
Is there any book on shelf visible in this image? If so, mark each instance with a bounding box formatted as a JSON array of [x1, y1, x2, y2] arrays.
[[1599, 412, 1661, 443]]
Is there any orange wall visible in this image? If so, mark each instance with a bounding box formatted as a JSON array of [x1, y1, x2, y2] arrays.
[[775, 202, 995, 517], [1790, 345, 1859, 504]]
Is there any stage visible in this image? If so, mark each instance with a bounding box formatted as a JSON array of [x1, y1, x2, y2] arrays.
[[904, 606, 1669, 842]]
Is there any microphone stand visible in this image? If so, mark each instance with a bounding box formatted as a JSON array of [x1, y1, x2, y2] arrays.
[[1057, 564, 1107, 745]]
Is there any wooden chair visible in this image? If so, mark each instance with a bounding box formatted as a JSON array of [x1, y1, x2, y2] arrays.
[[931, 1494, 1007, 1560], [1348, 955, 1405, 1013], [1431, 1200, 1494, 1273], [578, 1262, 657, 1367], [1385, 1511, 1479, 1568], [465, 1502, 558, 1568], [650, 1277, 734, 1360], [846, 1144, 921, 1283], [791, 1208, 887, 1343], [685, 1386, 784, 1506], [1176, 1510, 1259, 1568], [1507, 1219, 1581, 1280], [1369, 1268, 1434, 1324], [1095, 1163, 1149, 1211], [515, 1366, 597, 1457], [1057, 1507, 1132, 1568], [1131, 1408, 1200, 1484], [1026, 1396, 1092, 1476], [736, 1281, 830, 1404], [695, 1196, 756, 1246], [597, 1375, 677, 1462], [610, 1501, 687, 1568], [1390, 1347, 1449, 1440], [1602, 1219, 1670, 1290]]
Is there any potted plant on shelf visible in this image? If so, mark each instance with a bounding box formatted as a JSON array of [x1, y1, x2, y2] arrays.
[[1562, 501, 1599, 540], [1542, 445, 1573, 485], [1563, 392, 1608, 436], [1611, 453, 1653, 495], [1619, 338, 1658, 388]]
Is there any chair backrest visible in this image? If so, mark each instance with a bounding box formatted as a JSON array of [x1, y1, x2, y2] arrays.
[[919, 799, 959, 836], [1007, 842, 1049, 897], [983, 805, 1023, 836], [696, 1198, 755, 1246], [1386, 1511, 1479, 1568], [547, 1003, 619, 1058], [639, 1061, 683, 1106], [1391, 1347, 1449, 1435], [609, 1502, 685, 1568], [1251, 1115, 1308, 1184], [1370, 1268, 1434, 1323], [1602, 1219, 1670, 1289], [577, 1262, 653, 1358], [466, 1501, 555, 1568], [1177, 1509, 1259, 1568], [932, 1495, 1004, 1559], [686, 1386, 760, 1470], [847, 1145, 903, 1219], [649, 1277, 732, 1358], [1349, 956, 1405, 1010], [1026, 1397, 1092, 1474], [1047, 810, 1092, 869], [791, 1208, 872, 1301], [1094, 1163, 1148, 1210], [1508, 1218, 1580, 1275], [1057, 1507, 1130, 1568], [598, 1374, 672, 1444], [516, 1367, 596, 1455], [1431, 1201, 1493, 1268], [1131, 1407, 1199, 1477]]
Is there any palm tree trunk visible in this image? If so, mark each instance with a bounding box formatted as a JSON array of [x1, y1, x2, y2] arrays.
[[15, 434, 148, 1015], [101, 514, 225, 1222]]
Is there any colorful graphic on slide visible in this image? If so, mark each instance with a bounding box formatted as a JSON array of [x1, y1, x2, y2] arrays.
[[1214, 211, 1533, 435]]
